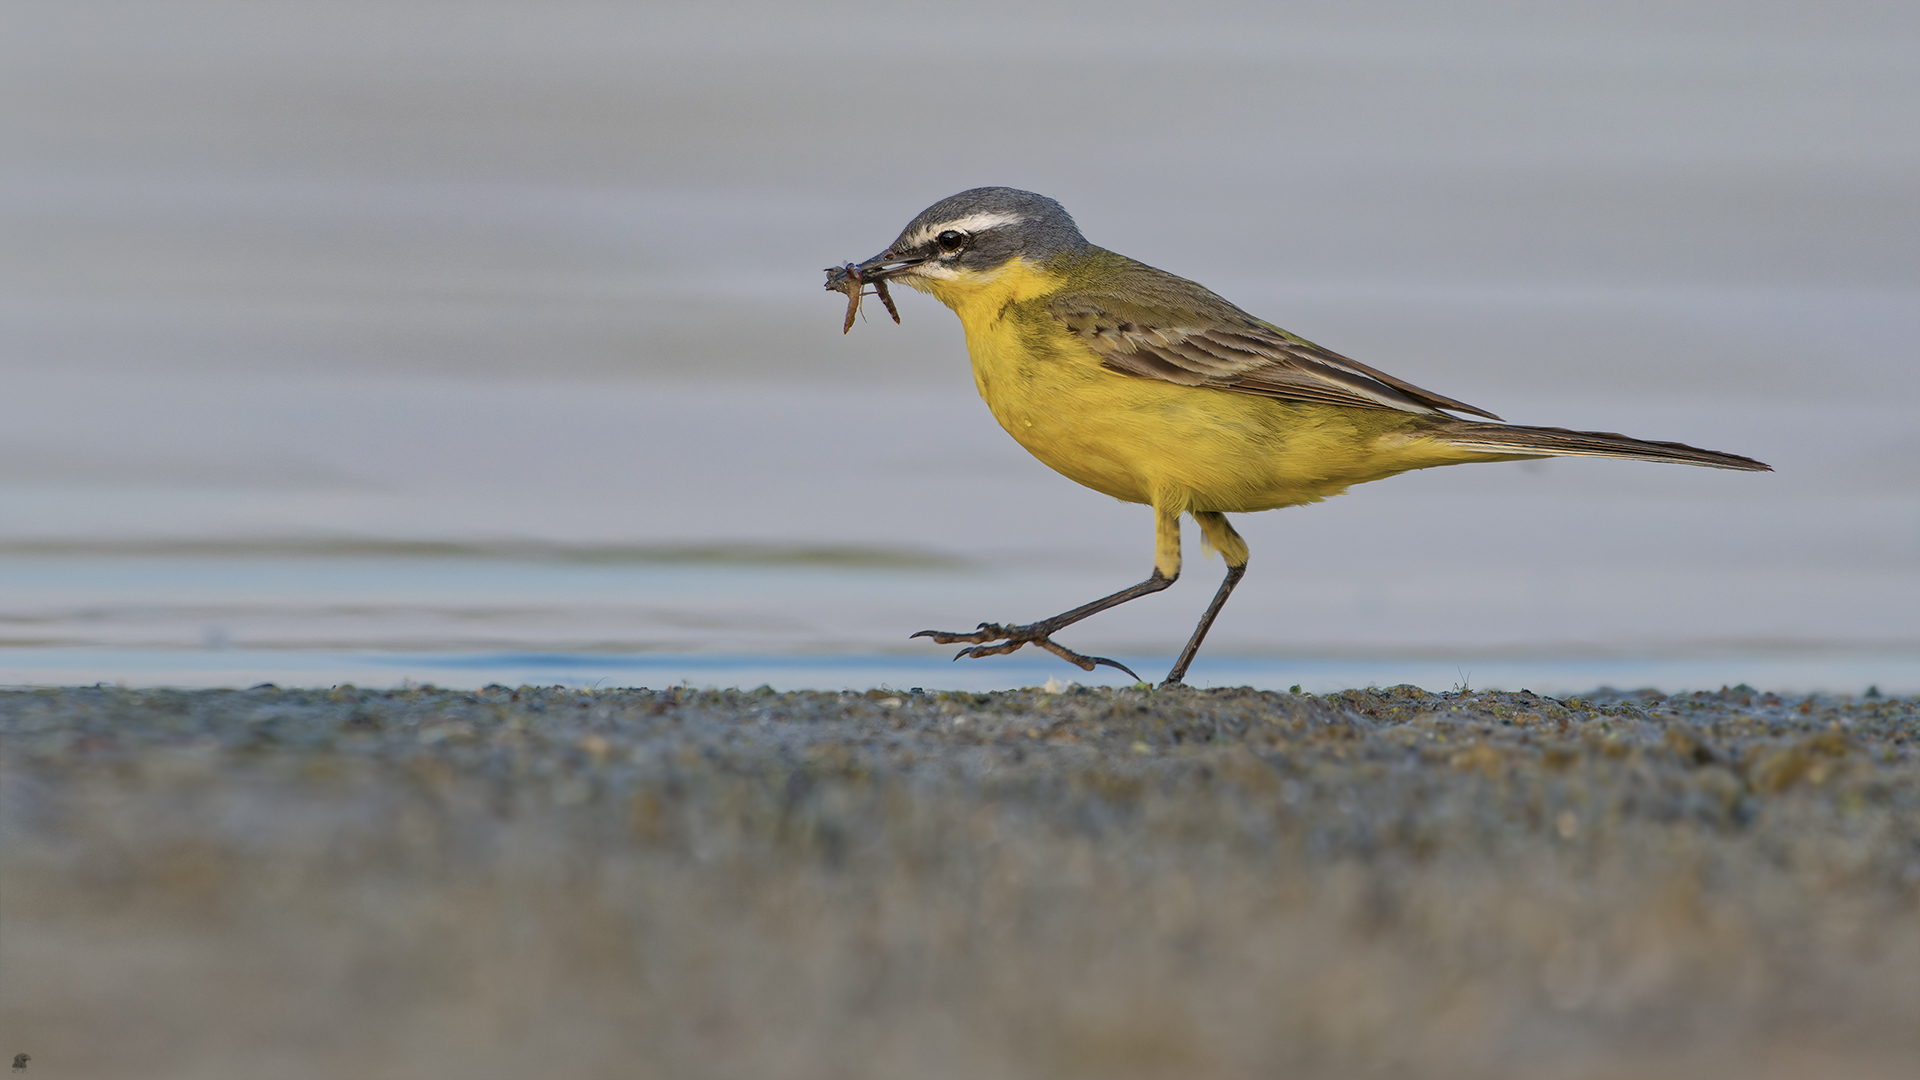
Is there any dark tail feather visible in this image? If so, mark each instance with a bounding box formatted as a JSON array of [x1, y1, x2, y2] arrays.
[[1435, 421, 1771, 472]]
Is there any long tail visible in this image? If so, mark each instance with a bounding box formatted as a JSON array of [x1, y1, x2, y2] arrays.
[[1433, 421, 1771, 471]]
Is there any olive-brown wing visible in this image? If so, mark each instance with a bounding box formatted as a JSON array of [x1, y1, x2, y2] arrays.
[[1047, 271, 1500, 420]]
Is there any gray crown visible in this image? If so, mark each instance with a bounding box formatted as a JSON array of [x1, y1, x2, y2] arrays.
[[891, 187, 1090, 266]]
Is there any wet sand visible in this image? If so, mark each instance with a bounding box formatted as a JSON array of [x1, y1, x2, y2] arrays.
[[4, 682, 1917, 1078]]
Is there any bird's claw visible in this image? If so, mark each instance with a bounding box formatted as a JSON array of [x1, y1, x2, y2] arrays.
[[911, 624, 1140, 681], [911, 622, 1008, 646]]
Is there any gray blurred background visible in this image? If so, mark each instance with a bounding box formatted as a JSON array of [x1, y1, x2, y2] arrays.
[[1, 0, 1915, 689]]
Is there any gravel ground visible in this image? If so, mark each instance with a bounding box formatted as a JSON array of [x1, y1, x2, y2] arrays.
[[3, 681, 1918, 1079]]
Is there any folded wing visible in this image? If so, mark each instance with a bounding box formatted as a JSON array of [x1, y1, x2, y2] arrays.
[[1050, 261, 1502, 420]]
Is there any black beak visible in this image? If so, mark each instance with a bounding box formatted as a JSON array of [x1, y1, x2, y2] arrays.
[[823, 249, 926, 292]]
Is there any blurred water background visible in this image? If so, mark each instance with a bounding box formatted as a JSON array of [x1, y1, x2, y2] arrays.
[[2, 0, 1915, 692]]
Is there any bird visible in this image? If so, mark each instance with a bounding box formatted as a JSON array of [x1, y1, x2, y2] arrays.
[[825, 187, 1769, 686]]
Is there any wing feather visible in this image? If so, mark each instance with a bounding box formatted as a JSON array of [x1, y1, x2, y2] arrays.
[[1049, 260, 1501, 420]]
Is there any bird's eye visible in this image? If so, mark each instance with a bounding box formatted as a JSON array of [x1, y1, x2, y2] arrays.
[[935, 229, 967, 251]]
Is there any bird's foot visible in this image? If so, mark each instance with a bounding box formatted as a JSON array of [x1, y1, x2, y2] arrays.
[[911, 623, 1141, 681]]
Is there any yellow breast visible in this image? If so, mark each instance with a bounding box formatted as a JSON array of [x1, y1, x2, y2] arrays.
[[910, 260, 1499, 514]]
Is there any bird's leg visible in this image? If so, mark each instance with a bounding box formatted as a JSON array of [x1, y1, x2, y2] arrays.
[[1162, 511, 1250, 686], [1163, 563, 1246, 685], [914, 570, 1176, 680], [914, 509, 1184, 680]]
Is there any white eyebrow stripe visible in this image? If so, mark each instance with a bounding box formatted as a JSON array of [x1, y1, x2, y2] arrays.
[[902, 211, 1025, 249]]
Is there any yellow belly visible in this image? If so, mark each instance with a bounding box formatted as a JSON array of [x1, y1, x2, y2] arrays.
[[910, 259, 1502, 516], [965, 322, 1488, 516]]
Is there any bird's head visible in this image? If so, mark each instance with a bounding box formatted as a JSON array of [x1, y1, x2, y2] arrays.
[[829, 187, 1089, 302]]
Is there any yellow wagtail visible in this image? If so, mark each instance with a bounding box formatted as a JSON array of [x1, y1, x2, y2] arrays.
[[825, 187, 1770, 686]]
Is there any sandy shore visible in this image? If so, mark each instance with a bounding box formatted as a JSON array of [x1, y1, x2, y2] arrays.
[[4, 682, 1918, 1079]]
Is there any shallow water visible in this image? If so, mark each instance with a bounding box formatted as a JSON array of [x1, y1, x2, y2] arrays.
[[1, 545, 1912, 694], [3, 2, 1915, 692], [0, 378, 1911, 691], [6, 645, 1916, 698]]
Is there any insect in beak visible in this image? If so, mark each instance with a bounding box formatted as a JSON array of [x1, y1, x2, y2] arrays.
[[824, 262, 903, 334]]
